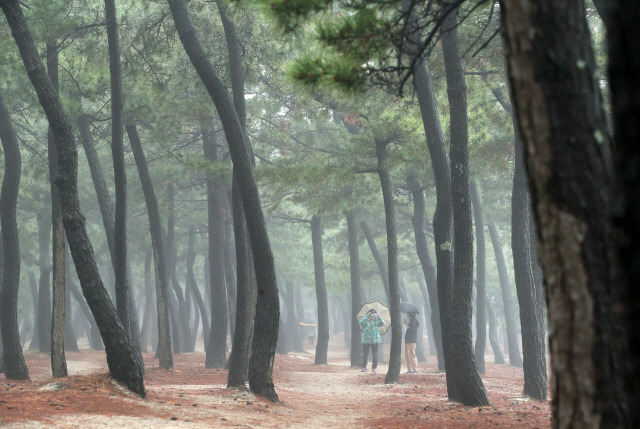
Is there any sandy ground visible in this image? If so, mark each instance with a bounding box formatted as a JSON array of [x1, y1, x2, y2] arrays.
[[0, 337, 551, 428]]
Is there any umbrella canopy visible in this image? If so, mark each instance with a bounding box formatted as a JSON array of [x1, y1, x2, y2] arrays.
[[357, 301, 391, 335], [399, 302, 420, 314]]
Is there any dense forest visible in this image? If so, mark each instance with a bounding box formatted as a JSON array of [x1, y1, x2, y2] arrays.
[[1, 0, 639, 427]]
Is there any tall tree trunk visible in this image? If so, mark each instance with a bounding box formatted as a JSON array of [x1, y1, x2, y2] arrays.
[[222, 191, 237, 342], [501, 0, 627, 425], [126, 123, 172, 370], [0, 88, 29, 380], [441, 7, 488, 405], [360, 220, 390, 300], [487, 222, 523, 367], [375, 138, 402, 385], [285, 280, 304, 352], [2, 0, 146, 396], [511, 116, 547, 400], [470, 181, 487, 374], [407, 175, 444, 369], [166, 0, 280, 400], [485, 298, 505, 364], [139, 247, 154, 353], [203, 129, 228, 369], [0, 229, 4, 373], [609, 1, 640, 425], [311, 215, 329, 365], [36, 208, 52, 354], [183, 227, 199, 353], [63, 250, 79, 352], [417, 277, 437, 357], [346, 211, 363, 367], [45, 40, 67, 378], [27, 272, 39, 350]]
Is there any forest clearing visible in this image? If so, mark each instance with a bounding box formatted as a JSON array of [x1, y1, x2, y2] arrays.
[[0, 338, 550, 428]]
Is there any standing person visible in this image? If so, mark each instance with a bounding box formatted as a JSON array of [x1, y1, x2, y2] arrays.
[[360, 309, 385, 373], [404, 312, 419, 373]]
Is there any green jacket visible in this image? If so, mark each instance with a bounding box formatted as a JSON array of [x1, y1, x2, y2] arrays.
[[360, 316, 385, 344]]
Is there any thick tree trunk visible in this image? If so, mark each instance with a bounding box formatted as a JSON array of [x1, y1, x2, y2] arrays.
[[46, 40, 67, 378], [166, 1, 280, 399], [1, 1, 145, 395], [203, 130, 229, 368], [501, 0, 627, 425], [408, 175, 444, 369], [487, 222, 523, 367], [0, 88, 29, 380], [485, 299, 505, 364], [374, 139, 402, 385], [346, 211, 363, 367], [126, 123, 173, 370], [311, 215, 329, 365], [441, 8, 488, 406], [609, 1, 640, 426], [470, 181, 487, 374]]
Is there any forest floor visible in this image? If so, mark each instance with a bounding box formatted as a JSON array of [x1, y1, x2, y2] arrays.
[[0, 338, 550, 428]]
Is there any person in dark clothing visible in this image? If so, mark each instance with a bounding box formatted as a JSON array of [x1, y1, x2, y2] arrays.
[[403, 312, 419, 373]]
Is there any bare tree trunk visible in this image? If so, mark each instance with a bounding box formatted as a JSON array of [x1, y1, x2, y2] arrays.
[[347, 211, 363, 367], [470, 181, 487, 374], [485, 299, 505, 365], [311, 216, 329, 365]]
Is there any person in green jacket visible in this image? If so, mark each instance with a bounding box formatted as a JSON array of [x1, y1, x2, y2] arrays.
[[360, 309, 385, 373]]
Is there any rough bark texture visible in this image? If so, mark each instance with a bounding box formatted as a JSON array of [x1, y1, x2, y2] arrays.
[[311, 216, 329, 365], [203, 131, 228, 369], [346, 211, 363, 367], [46, 40, 68, 379], [487, 222, 523, 367], [501, 1, 627, 426], [375, 139, 402, 385], [167, 0, 280, 401], [1, 0, 145, 396], [470, 181, 487, 375], [408, 175, 444, 369], [441, 8, 488, 406], [0, 88, 29, 380], [126, 123, 172, 370], [609, 1, 640, 426]]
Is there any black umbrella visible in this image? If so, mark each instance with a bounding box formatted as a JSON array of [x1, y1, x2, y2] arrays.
[[399, 302, 420, 314]]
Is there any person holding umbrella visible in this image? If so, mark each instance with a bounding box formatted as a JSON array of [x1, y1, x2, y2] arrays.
[[403, 312, 419, 374], [360, 309, 385, 373]]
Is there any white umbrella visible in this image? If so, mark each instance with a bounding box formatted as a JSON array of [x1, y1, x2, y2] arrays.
[[356, 301, 391, 335]]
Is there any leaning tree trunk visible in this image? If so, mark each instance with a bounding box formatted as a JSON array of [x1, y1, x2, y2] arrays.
[[501, 0, 627, 425], [407, 174, 444, 369], [1, 0, 146, 396], [126, 123, 173, 370], [0, 88, 29, 380], [346, 211, 363, 367], [166, 0, 280, 401], [441, 7, 488, 406], [69, 281, 102, 351], [311, 215, 330, 365], [374, 138, 402, 385], [470, 180, 487, 375], [360, 220, 390, 301], [203, 130, 229, 369], [487, 222, 523, 367], [485, 299, 505, 364], [609, 1, 640, 426]]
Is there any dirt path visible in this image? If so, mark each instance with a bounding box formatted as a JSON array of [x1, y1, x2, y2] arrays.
[[0, 341, 551, 428]]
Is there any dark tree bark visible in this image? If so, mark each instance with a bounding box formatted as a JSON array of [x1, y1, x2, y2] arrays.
[[203, 130, 228, 369], [45, 40, 67, 378], [311, 215, 329, 365], [36, 208, 52, 353], [126, 123, 172, 370], [139, 247, 154, 353], [373, 138, 402, 385], [27, 272, 39, 350], [103, 0, 140, 354], [63, 250, 78, 352], [511, 119, 547, 400], [1, 0, 146, 396], [440, 7, 488, 406], [485, 299, 505, 365], [346, 211, 363, 367], [501, 0, 628, 425], [0, 88, 29, 380], [0, 229, 4, 373], [407, 175, 444, 369], [469, 181, 487, 374], [166, 0, 280, 401], [487, 222, 522, 367], [609, 1, 640, 425]]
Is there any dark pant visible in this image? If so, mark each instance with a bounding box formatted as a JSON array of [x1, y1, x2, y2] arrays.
[[362, 343, 379, 369]]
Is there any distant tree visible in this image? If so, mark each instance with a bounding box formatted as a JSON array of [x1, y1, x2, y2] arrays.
[[470, 180, 486, 375], [311, 215, 329, 365]]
